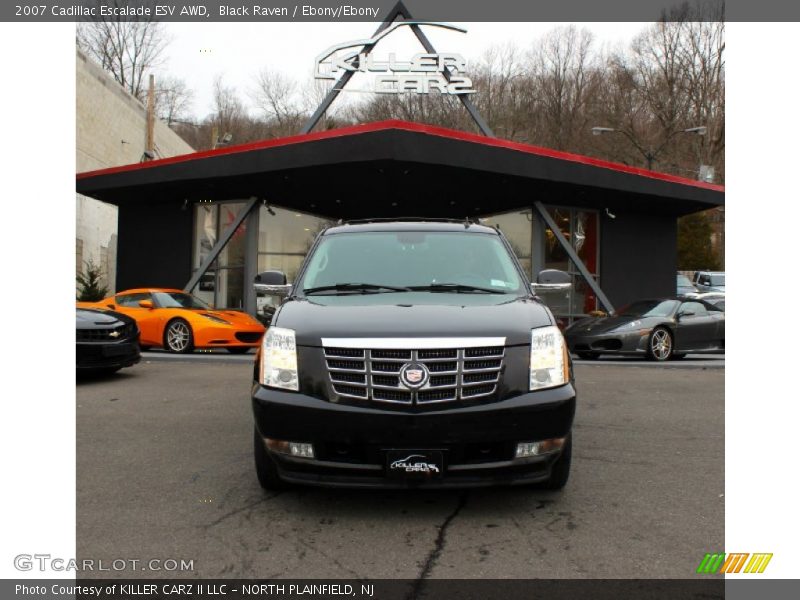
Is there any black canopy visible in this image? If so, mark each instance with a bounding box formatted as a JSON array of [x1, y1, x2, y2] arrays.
[[76, 120, 724, 219]]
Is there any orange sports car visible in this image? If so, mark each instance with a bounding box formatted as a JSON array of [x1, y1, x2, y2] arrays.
[[81, 288, 265, 354]]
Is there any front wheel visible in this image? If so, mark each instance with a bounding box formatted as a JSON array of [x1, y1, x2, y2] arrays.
[[647, 327, 673, 361], [163, 319, 194, 354]]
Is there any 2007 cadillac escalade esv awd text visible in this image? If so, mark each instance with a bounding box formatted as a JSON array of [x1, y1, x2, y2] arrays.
[[251, 220, 576, 489]]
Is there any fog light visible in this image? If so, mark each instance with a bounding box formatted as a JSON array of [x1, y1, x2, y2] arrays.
[[515, 437, 566, 458], [265, 438, 315, 459]]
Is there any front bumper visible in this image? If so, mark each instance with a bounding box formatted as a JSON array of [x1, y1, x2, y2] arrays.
[[566, 330, 649, 355], [76, 340, 140, 370], [252, 384, 575, 488], [193, 325, 264, 348]]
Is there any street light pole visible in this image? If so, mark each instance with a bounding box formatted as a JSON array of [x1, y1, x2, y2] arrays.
[[591, 125, 706, 171]]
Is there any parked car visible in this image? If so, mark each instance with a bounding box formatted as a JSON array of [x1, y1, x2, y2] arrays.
[[565, 297, 724, 361], [81, 288, 265, 354], [251, 220, 576, 490], [76, 307, 140, 374], [693, 271, 725, 293], [694, 292, 725, 312], [676, 273, 698, 295]]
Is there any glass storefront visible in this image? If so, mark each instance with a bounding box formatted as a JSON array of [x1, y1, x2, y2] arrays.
[[192, 202, 247, 309], [483, 207, 600, 324], [480, 210, 533, 276], [544, 207, 600, 321], [192, 202, 599, 324]]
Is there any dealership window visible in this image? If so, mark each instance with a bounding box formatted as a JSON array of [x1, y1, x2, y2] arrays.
[[543, 207, 600, 323], [257, 206, 331, 280], [479, 207, 600, 324], [480, 210, 533, 277], [256, 206, 333, 319], [191, 201, 248, 309]]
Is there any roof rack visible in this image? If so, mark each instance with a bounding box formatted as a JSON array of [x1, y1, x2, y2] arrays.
[[337, 217, 483, 227]]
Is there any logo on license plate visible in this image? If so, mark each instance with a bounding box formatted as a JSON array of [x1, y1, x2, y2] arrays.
[[390, 454, 440, 474]]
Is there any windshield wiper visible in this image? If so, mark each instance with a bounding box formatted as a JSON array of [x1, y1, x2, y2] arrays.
[[408, 283, 503, 294], [303, 283, 412, 295]]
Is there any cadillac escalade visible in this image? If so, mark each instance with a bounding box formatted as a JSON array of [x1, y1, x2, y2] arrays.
[[251, 220, 576, 489]]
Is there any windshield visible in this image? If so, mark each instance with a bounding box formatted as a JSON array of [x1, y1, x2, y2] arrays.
[[710, 274, 725, 285], [677, 275, 692, 286], [298, 231, 525, 295], [617, 300, 679, 317], [153, 291, 211, 309]]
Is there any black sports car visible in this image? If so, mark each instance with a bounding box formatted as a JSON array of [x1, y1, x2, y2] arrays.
[[76, 307, 141, 374], [564, 297, 725, 361]]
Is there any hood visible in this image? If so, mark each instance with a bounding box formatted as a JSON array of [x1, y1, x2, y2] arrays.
[[274, 293, 552, 347], [76, 308, 129, 329]]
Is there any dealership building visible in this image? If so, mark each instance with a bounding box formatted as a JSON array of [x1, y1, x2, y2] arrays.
[[76, 119, 724, 323], [75, 12, 723, 323]]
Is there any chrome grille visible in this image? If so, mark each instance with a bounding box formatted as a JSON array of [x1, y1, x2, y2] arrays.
[[324, 344, 505, 405]]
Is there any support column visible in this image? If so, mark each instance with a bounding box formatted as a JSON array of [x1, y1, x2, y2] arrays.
[[531, 207, 545, 276], [243, 205, 260, 316]]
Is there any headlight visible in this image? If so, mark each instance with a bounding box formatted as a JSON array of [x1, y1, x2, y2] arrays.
[[201, 313, 230, 325], [530, 326, 569, 391], [260, 327, 299, 391], [612, 319, 641, 331]]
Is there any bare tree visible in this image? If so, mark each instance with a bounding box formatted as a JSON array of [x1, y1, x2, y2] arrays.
[[251, 69, 300, 127], [528, 26, 600, 151], [154, 75, 193, 127], [77, 2, 171, 103]]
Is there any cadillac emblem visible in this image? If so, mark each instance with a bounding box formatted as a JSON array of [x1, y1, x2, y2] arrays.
[[399, 362, 429, 390]]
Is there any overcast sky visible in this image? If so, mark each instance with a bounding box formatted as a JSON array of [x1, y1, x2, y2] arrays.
[[163, 22, 648, 119]]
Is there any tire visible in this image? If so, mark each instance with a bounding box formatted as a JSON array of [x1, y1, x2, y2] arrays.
[[254, 427, 289, 491], [539, 435, 572, 490], [163, 319, 194, 354], [647, 327, 673, 361], [227, 347, 251, 355], [577, 352, 600, 360]]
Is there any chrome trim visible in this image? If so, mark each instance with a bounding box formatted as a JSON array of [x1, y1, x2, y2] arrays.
[[323, 343, 505, 405], [321, 337, 506, 349]]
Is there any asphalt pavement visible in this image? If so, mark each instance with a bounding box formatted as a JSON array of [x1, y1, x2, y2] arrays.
[[76, 360, 724, 579]]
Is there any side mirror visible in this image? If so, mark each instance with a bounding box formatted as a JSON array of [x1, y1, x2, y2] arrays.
[[106, 304, 116, 310], [254, 270, 292, 298], [678, 310, 695, 319], [138, 300, 154, 309], [531, 269, 572, 292]]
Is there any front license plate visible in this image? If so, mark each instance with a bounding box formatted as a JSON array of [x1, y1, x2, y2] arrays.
[[102, 344, 133, 357], [385, 450, 444, 480]]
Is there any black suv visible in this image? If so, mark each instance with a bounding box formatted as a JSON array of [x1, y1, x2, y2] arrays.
[[251, 221, 576, 489]]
